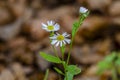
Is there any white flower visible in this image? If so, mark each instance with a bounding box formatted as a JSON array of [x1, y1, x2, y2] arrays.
[[42, 20, 60, 32], [50, 32, 71, 47], [79, 7, 88, 13]]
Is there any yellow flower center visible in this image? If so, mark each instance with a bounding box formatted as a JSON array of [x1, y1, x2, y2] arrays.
[[47, 25, 54, 30], [57, 35, 64, 41]]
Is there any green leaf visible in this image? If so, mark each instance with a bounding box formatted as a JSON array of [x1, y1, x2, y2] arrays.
[[72, 11, 89, 38], [72, 26, 76, 37], [98, 61, 112, 69], [72, 21, 79, 37], [97, 61, 112, 75], [54, 67, 64, 75], [40, 52, 62, 63], [116, 53, 120, 66], [64, 72, 73, 80], [64, 65, 81, 80], [66, 65, 81, 75], [104, 52, 117, 63], [117, 53, 120, 58], [115, 58, 120, 66]]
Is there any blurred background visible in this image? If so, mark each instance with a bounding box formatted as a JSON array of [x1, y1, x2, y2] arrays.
[[0, 0, 120, 80]]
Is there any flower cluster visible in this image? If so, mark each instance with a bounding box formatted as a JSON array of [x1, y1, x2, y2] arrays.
[[42, 20, 71, 47], [41, 7, 88, 47]]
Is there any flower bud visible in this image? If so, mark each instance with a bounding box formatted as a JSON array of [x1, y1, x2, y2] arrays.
[[79, 7, 88, 14]]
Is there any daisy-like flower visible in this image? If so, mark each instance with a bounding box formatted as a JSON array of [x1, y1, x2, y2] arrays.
[[42, 20, 60, 32], [79, 7, 88, 14], [50, 32, 71, 47]]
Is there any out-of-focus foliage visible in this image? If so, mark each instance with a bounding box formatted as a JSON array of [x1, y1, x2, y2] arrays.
[[97, 52, 120, 80]]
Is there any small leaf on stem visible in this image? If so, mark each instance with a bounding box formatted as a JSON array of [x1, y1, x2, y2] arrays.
[[66, 65, 81, 75], [40, 52, 62, 63], [54, 67, 64, 75]]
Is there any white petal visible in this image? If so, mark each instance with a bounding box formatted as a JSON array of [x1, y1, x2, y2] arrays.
[[79, 7, 88, 13], [56, 42, 60, 47], [62, 32, 67, 36], [47, 21, 51, 25], [65, 34, 70, 37], [54, 23, 60, 31], [51, 20, 55, 25], [47, 20, 54, 26], [46, 29, 51, 32], [51, 40, 57, 45], [42, 27, 47, 30], [65, 39, 71, 44], [42, 23, 47, 28], [63, 32, 70, 37], [60, 41, 63, 47], [50, 21, 53, 25], [50, 35, 57, 39], [63, 40, 66, 45]]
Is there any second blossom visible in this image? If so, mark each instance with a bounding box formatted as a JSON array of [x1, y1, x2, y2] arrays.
[[42, 20, 60, 32]]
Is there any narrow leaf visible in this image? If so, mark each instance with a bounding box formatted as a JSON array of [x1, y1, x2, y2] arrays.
[[40, 52, 62, 63], [54, 67, 64, 75], [72, 21, 79, 37]]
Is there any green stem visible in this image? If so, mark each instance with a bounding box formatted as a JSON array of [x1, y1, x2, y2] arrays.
[[62, 62, 68, 80], [44, 69, 49, 80], [52, 45, 60, 60], [66, 37, 74, 65], [66, 14, 86, 65], [60, 45, 65, 60], [65, 14, 87, 80]]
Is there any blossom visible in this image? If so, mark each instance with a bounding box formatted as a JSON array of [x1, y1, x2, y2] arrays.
[[42, 20, 60, 32], [50, 32, 71, 47], [79, 7, 88, 14]]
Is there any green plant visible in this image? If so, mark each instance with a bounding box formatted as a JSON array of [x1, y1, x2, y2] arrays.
[[40, 7, 89, 80], [97, 52, 120, 80]]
